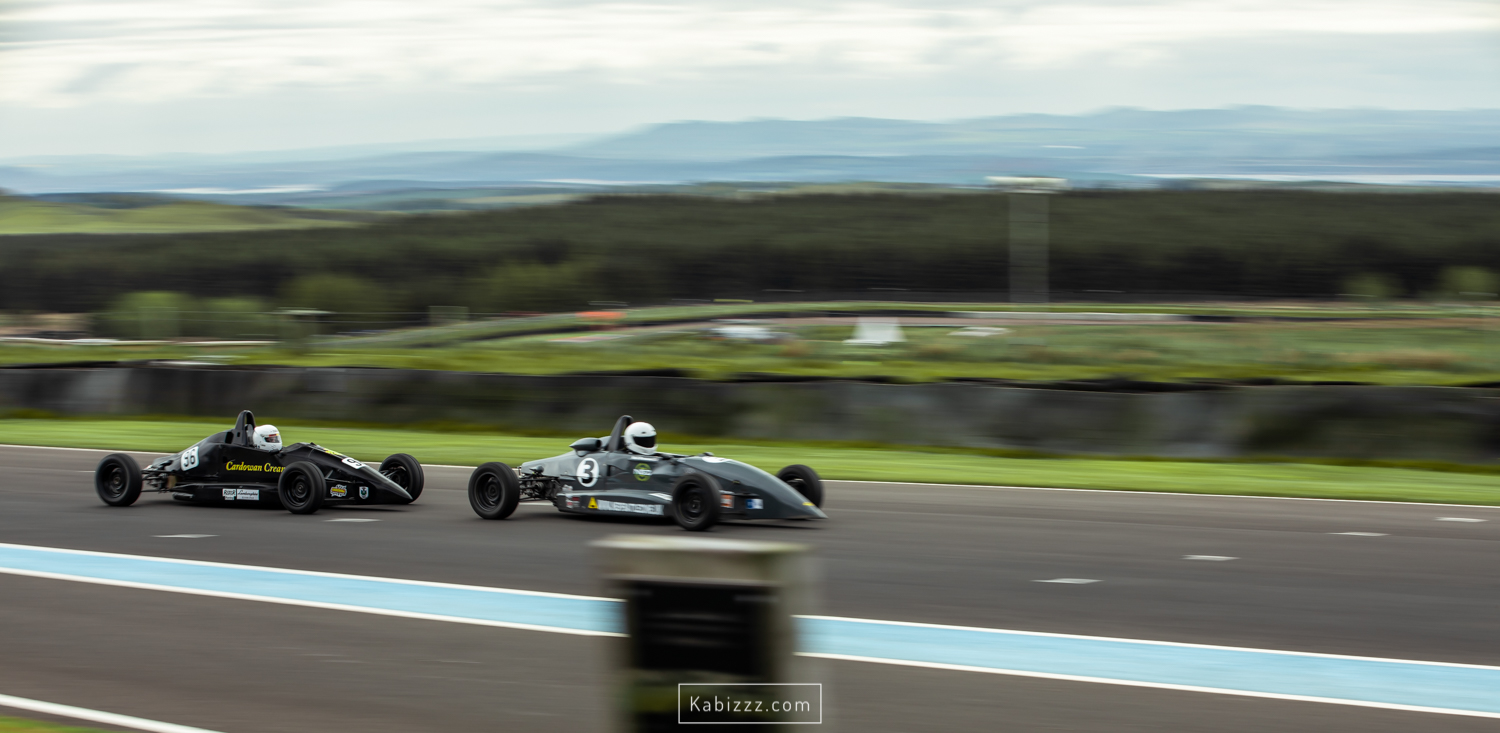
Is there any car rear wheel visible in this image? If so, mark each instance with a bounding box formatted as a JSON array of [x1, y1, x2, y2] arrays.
[[776, 464, 824, 508], [672, 472, 722, 531], [95, 453, 143, 507], [278, 461, 326, 514], [469, 462, 520, 520], [379, 453, 425, 504]]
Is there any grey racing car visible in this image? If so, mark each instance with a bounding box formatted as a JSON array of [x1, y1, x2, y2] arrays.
[[466, 415, 827, 531]]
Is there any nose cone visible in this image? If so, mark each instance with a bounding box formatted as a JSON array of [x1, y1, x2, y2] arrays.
[[370, 470, 413, 501], [798, 502, 828, 519]]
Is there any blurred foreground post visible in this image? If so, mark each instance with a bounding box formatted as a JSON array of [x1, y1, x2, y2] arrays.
[[1009, 192, 1049, 305], [593, 535, 820, 731]]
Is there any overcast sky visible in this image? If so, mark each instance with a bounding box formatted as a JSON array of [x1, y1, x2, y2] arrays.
[[2, 0, 1497, 157]]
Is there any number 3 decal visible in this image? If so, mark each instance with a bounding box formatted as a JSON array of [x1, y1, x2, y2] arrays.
[[577, 457, 600, 488], [181, 446, 199, 470]]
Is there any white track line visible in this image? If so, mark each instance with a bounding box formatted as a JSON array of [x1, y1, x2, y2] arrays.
[[0, 693, 223, 733], [6, 444, 1500, 509]]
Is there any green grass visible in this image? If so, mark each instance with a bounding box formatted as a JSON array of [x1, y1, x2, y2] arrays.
[[0, 196, 370, 234], [6, 301, 1500, 385], [259, 314, 1500, 385], [7, 418, 1499, 505], [326, 300, 1485, 349], [0, 716, 116, 733]]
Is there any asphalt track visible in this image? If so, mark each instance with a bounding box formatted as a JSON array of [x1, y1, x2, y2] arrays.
[[1, 445, 1498, 732]]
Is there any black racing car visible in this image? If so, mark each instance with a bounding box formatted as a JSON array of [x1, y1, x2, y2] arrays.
[[466, 415, 827, 531], [93, 410, 423, 514]]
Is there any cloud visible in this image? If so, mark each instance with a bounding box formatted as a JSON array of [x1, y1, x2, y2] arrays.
[[4, 0, 1496, 107]]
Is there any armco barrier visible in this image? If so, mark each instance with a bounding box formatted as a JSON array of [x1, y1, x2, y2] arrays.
[[2, 365, 1499, 462]]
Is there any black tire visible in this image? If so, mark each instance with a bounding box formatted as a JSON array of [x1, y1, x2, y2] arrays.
[[777, 464, 824, 508], [95, 453, 143, 507], [469, 462, 520, 520], [379, 453, 425, 504], [672, 472, 722, 532], [278, 461, 326, 514]]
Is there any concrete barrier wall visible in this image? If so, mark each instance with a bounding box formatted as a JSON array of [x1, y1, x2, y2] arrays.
[[3, 366, 1499, 462]]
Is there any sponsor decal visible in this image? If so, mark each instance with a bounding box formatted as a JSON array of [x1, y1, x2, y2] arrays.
[[595, 499, 664, 516], [226, 461, 284, 473], [358, 486, 370, 500], [577, 457, 601, 487], [633, 463, 652, 481], [221, 488, 260, 501], [565, 496, 581, 509], [330, 485, 348, 498], [746, 498, 764, 510], [587, 496, 597, 510], [341, 457, 365, 470], [181, 446, 199, 470], [720, 494, 735, 509]]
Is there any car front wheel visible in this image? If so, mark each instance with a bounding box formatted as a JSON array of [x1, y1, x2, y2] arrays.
[[95, 453, 143, 507], [776, 464, 824, 508], [469, 462, 520, 520]]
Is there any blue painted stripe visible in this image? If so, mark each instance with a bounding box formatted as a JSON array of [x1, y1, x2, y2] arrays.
[[0, 543, 617, 635], [3, 543, 1498, 716], [799, 618, 1500, 715]]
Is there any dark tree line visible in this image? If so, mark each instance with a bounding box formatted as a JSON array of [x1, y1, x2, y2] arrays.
[[1, 191, 1497, 315]]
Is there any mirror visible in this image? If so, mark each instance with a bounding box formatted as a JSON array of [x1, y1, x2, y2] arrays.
[[570, 437, 603, 454]]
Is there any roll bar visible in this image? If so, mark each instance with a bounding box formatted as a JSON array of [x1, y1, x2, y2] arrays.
[[230, 410, 257, 447], [605, 414, 634, 452]]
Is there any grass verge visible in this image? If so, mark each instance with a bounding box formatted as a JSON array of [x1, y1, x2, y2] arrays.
[[4, 418, 1498, 506], [0, 716, 115, 733]]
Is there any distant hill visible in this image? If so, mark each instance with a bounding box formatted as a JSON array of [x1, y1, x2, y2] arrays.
[[567, 108, 1500, 161], [0, 193, 374, 234], [1, 107, 1495, 201]]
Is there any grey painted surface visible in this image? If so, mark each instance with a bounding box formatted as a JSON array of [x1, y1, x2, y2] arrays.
[[3, 366, 1499, 461]]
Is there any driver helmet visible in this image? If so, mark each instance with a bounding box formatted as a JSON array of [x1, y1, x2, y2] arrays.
[[623, 422, 657, 455], [252, 424, 282, 451]]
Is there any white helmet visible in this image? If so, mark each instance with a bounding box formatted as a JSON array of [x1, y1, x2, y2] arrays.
[[623, 422, 657, 455], [253, 424, 282, 451]]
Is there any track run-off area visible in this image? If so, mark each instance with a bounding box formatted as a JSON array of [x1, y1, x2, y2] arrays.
[[2, 444, 1498, 732]]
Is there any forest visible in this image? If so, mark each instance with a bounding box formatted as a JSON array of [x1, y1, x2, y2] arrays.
[[1, 191, 1497, 328]]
